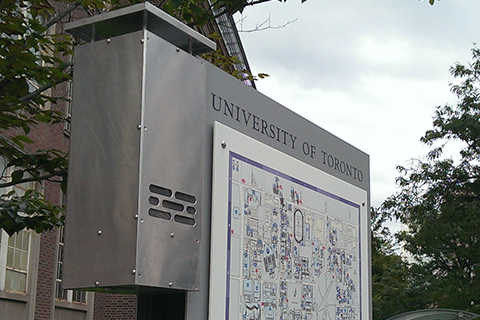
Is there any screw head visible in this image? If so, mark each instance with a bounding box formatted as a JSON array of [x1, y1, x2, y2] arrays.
[[95, 281, 100, 287], [170, 233, 175, 238], [221, 141, 227, 149], [97, 230, 102, 236]]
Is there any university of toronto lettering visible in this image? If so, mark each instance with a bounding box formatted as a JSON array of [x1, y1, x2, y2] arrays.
[[321, 151, 364, 182], [211, 93, 364, 183], [211, 93, 297, 150]]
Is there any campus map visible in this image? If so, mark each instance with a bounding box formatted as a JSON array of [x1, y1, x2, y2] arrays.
[[226, 154, 361, 320]]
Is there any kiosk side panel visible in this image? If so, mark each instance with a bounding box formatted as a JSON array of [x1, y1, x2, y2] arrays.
[[64, 31, 144, 289]]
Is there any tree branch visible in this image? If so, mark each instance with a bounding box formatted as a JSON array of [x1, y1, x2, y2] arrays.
[[44, 2, 82, 29], [7, 62, 73, 108], [235, 14, 298, 32], [0, 170, 67, 189]]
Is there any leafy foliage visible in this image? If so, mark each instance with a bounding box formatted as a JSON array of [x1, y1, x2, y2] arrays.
[[201, 32, 268, 82], [0, 190, 64, 236], [371, 207, 428, 319], [0, 0, 94, 235], [381, 47, 480, 313]]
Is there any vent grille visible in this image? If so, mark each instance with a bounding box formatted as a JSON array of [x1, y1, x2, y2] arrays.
[[148, 184, 197, 227]]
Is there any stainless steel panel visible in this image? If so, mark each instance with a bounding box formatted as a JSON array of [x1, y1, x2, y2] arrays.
[[135, 31, 206, 290], [64, 30, 144, 289], [65, 26, 208, 291]]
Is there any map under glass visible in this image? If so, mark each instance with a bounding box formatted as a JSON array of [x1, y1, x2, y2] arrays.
[[225, 152, 362, 320]]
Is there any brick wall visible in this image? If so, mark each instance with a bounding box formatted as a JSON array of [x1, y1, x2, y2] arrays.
[[93, 293, 137, 320], [103, 293, 137, 320], [34, 229, 58, 320], [92, 293, 106, 319]]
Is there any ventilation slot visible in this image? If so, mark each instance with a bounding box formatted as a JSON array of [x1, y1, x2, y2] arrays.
[[149, 196, 159, 206], [162, 200, 184, 212], [175, 191, 196, 204], [149, 184, 172, 197], [148, 208, 171, 221], [174, 215, 196, 226], [148, 185, 198, 227]]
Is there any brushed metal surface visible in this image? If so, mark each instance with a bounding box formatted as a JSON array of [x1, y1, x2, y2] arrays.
[[64, 28, 208, 291], [135, 31, 205, 290], [64, 30, 144, 289]]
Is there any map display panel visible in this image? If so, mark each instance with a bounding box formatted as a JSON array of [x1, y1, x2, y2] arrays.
[[210, 122, 369, 320]]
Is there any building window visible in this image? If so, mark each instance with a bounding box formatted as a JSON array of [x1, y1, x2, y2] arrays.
[[55, 226, 68, 300], [0, 230, 32, 294], [55, 226, 86, 303], [15, 5, 55, 111], [0, 158, 33, 294], [72, 289, 86, 303], [4, 230, 30, 293]]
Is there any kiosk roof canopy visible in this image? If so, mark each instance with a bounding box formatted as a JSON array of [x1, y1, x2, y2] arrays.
[[65, 2, 216, 55]]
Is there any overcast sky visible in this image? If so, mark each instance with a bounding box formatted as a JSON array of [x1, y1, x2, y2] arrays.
[[236, 0, 480, 207]]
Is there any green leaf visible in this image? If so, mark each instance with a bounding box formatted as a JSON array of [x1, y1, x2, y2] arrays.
[[11, 135, 34, 149], [15, 135, 33, 144], [171, 0, 185, 8], [10, 170, 24, 183]]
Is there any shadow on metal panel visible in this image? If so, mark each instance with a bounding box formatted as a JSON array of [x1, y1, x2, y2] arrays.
[[386, 309, 480, 320]]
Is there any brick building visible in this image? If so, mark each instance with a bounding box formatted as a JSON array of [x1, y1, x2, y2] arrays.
[[0, 2, 251, 319]]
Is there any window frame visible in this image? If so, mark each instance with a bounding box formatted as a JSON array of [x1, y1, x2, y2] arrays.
[[54, 224, 86, 304], [0, 160, 35, 295], [0, 229, 32, 293]]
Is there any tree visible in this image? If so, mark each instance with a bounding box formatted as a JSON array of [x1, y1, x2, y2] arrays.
[[371, 207, 428, 319], [0, 0, 96, 235], [381, 46, 480, 313]]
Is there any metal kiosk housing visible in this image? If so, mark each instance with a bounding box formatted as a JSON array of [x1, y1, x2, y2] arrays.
[[63, 3, 371, 319]]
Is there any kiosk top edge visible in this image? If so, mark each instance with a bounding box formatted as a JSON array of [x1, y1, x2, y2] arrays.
[[65, 2, 216, 55]]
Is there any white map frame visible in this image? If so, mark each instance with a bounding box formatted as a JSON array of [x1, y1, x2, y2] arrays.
[[210, 122, 370, 320]]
